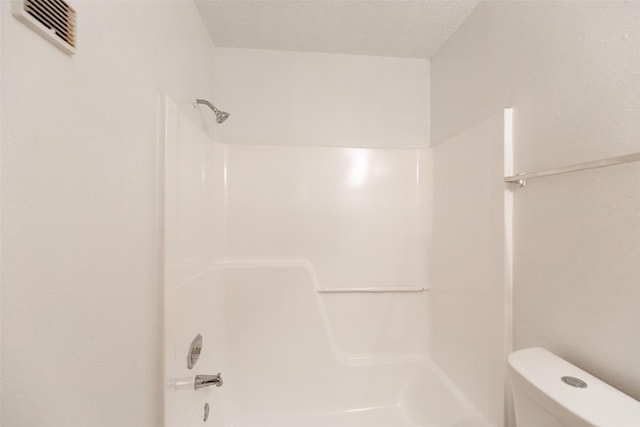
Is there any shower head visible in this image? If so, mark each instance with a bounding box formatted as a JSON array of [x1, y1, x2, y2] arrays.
[[194, 98, 230, 124], [215, 110, 230, 124]]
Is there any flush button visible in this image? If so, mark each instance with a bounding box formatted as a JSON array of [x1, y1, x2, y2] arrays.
[[561, 376, 587, 388]]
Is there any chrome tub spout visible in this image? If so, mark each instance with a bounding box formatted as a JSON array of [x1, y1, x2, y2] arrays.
[[194, 373, 223, 390]]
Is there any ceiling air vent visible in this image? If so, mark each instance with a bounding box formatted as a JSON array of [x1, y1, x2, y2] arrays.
[[12, 0, 76, 55]]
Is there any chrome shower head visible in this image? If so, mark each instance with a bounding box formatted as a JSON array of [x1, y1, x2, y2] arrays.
[[215, 110, 230, 124], [194, 98, 230, 124]]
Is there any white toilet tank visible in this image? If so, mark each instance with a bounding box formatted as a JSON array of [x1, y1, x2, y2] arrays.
[[508, 347, 640, 427]]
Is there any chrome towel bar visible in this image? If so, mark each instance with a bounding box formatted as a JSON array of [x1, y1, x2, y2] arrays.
[[505, 152, 640, 187], [317, 287, 428, 294]]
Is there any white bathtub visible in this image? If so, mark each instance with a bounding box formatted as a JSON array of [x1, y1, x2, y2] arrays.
[[162, 97, 508, 427], [165, 262, 492, 427]]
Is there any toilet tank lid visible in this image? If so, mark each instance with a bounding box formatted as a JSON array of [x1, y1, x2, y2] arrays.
[[508, 347, 640, 426]]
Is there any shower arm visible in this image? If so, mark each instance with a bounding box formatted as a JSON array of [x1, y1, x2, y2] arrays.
[[194, 98, 230, 124], [194, 98, 220, 114]]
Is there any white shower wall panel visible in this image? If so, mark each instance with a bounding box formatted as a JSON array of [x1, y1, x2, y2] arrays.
[[427, 111, 511, 427], [163, 97, 230, 427], [164, 100, 227, 286], [225, 145, 427, 289], [225, 145, 429, 357]]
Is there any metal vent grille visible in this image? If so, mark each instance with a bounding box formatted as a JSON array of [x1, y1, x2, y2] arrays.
[[13, 0, 76, 54]]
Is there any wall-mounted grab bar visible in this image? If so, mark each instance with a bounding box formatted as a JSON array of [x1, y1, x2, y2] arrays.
[[504, 152, 640, 187], [317, 287, 428, 294]]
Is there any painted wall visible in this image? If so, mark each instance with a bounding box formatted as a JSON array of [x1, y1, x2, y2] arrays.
[[1, 2, 217, 426], [213, 48, 430, 148], [431, 1, 640, 400]]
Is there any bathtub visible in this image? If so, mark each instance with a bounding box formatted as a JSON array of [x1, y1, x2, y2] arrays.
[[165, 262, 493, 427]]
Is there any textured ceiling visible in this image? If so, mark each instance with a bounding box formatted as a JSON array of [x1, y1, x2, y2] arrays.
[[194, 0, 482, 59]]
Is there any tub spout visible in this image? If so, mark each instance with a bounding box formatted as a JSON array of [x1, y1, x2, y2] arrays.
[[194, 373, 223, 390]]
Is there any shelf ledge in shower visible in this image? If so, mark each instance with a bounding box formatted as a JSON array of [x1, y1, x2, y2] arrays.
[[317, 287, 429, 294]]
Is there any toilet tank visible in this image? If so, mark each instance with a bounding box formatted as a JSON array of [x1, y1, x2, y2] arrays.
[[508, 347, 640, 427]]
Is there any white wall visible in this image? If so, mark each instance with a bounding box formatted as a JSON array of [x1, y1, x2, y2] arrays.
[[213, 48, 430, 148], [226, 146, 426, 289], [0, 8, 3, 423], [427, 112, 510, 426], [225, 145, 429, 357], [431, 1, 640, 401], [162, 97, 230, 426], [212, 47, 432, 363], [1, 2, 217, 426]]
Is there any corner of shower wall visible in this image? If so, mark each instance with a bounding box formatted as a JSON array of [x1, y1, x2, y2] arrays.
[[162, 94, 232, 427], [424, 109, 513, 427]]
